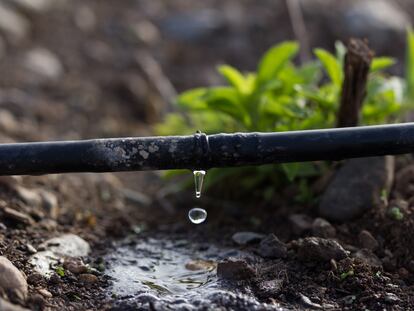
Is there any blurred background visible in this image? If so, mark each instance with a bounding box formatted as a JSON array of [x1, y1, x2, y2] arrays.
[[0, 0, 412, 143]]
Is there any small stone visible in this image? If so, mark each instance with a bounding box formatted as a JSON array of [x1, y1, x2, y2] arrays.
[[0, 3, 29, 43], [300, 294, 323, 309], [37, 288, 52, 298], [384, 292, 400, 304], [64, 259, 88, 275], [217, 258, 256, 281], [0, 297, 30, 311], [78, 273, 98, 284], [297, 237, 347, 262], [289, 214, 312, 235], [358, 230, 379, 251], [231, 232, 265, 246], [25, 244, 37, 254], [40, 234, 90, 257], [0, 206, 34, 225], [257, 234, 287, 259], [353, 249, 382, 267], [14, 186, 42, 207], [23, 48, 63, 81], [318, 156, 394, 222], [185, 259, 216, 271], [258, 279, 283, 296], [312, 218, 336, 238], [0, 256, 28, 301]]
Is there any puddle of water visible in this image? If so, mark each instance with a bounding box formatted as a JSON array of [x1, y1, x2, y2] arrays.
[[106, 237, 280, 310]]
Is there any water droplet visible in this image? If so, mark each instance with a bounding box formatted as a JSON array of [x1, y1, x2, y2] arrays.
[[188, 207, 207, 224], [193, 170, 205, 199]]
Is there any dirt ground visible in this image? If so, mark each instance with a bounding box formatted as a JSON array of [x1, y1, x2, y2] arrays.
[[0, 0, 414, 310]]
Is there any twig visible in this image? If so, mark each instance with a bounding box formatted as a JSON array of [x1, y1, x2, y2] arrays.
[[337, 38, 373, 127]]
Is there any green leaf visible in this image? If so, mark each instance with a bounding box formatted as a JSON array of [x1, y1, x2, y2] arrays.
[[176, 88, 208, 110], [204, 87, 249, 125], [314, 48, 343, 87], [406, 28, 414, 100], [370, 57, 396, 72], [257, 41, 299, 83], [55, 266, 65, 277], [218, 65, 251, 94], [281, 163, 300, 181]]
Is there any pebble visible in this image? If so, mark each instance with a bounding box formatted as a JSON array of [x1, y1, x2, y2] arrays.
[[318, 156, 394, 222], [0, 3, 29, 43], [8, 0, 56, 13], [297, 237, 348, 262], [300, 294, 323, 309], [0, 256, 28, 301], [23, 48, 63, 81], [353, 249, 382, 267], [217, 258, 256, 281], [25, 244, 37, 254], [0, 297, 30, 311], [384, 292, 400, 304], [14, 186, 42, 207], [78, 273, 98, 284], [289, 214, 312, 235], [231, 232, 265, 246], [37, 288, 52, 298], [312, 218, 336, 238], [0, 206, 34, 225], [358, 230, 379, 251], [64, 259, 88, 274], [257, 234, 287, 259]]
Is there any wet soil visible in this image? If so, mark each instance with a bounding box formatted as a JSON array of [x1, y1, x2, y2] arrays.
[[0, 0, 414, 310]]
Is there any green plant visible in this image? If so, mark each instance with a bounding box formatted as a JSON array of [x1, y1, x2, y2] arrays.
[[55, 266, 65, 277], [156, 31, 414, 201]]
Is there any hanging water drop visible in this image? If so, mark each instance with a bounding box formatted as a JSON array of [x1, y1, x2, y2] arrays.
[[193, 170, 205, 199], [188, 207, 207, 224]]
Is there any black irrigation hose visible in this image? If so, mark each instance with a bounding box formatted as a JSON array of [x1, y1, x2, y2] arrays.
[[1, 122, 414, 176]]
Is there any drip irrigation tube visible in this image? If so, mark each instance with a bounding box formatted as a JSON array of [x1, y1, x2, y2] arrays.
[[1, 122, 414, 175]]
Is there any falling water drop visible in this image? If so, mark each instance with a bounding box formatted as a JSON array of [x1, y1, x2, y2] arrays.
[[188, 207, 207, 224], [193, 170, 206, 199]]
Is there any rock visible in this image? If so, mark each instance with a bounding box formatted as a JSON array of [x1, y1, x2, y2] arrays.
[[0, 206, 34, 225], [78, 273, 98, 284], [25, 244, 37, 254], [300, 294, 323, 309], [353, 249, 382, 267], [14, 186, 42, 207], [0, 3, 29, 43], [358, 230, 379, 251], [312, 218, 336, 238], [343, 0, 409, 50], [318, 156, 394, 222], [289, 214, 313, 235], [26, 273, 43, 286], [39, 234, 90, 257], [37, 288, 52, 298], [185, 259, 216, 271], [232, 232, 265, 246], [0, 298, 30, 311], [258, 279, 283, 296], [0, 256, 28, 301], [384, 292, 400, 304], [257, 234, 287, 259], [74, 5, 96, 32], [23, 48, 63, 81], [297, 237, 347, 262], [64, 259, 88, 275], [29, 234, 90, 277], [217, 258, 256, 281]]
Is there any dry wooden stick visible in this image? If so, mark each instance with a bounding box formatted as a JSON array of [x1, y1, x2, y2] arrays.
[[337, 39, 373, 128]]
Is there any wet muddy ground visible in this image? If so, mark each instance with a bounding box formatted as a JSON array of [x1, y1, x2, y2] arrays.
[[0, 0, 414, 310]]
